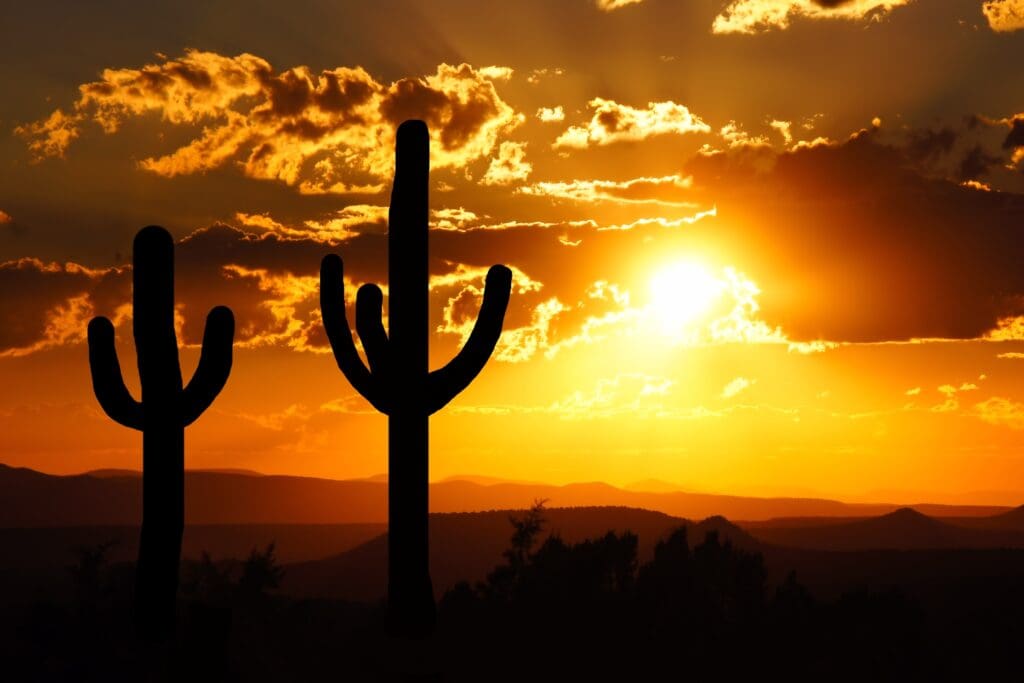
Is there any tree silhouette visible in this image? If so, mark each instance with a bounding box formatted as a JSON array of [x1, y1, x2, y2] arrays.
[[320, 120, 513, 637], [237, 542, 286, 603], [87, 225, 235, 641]]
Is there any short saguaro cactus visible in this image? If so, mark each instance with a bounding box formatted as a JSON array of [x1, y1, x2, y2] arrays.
[[87, 226, 235, 641]]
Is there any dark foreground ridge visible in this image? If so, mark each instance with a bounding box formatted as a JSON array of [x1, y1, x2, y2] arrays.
[[5, 502, 1024, 680]]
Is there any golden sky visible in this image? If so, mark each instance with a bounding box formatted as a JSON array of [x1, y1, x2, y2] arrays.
[[4, 0, 1024, 504]]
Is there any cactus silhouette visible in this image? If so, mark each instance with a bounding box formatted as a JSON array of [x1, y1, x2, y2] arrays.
[[87, 226, 235, 641], [320, 120, 513, 637]]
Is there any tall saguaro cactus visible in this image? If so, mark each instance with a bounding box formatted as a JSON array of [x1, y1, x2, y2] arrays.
[[320, 120, 513, 637], [87, 226, 235, 641]]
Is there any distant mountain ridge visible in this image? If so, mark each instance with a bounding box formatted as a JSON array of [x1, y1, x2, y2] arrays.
[[0, 463, 1015, 527]]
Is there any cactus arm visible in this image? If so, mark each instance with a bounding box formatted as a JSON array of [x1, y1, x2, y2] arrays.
[[355, 283, 390, 376], [427, 264, 512, 414], [182, 306, 235, 427], [87, 316, 144, 430], [320, 254, 389, 413]]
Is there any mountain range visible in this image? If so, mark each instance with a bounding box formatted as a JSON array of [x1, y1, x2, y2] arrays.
[[0, 463, 1011, 527]]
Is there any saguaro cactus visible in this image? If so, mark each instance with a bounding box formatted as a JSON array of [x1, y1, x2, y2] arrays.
[[320, 120, 513, 637], [87, 226, 235, 641]]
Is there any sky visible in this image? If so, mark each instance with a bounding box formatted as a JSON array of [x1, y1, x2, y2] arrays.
[[4, 0, 1024, 504]]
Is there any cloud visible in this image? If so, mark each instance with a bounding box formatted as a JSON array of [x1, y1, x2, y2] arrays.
[[536, 106, 565, 123], [526, 68, 565, 85], [983, 0, 1024, 32], [549, 374, 673, 419], [433, 263, 551, 362], [595, 0, 645, 10], [553, 98, 710, 149], [770, 120, 794, 145], [719, 121, 772, 149], [680, 123, 1024, 342], [431, 207, 482, 231], [17, 50, 521, 193], [236, 205, 388, 243], [481, 141, 533, 186], [975, 396, 1024, 429], [721, 377, 755, 399], [712, 0, 913, 35], [0, 258, 127, 357], [519, 174, 695, 205], [15, 109, 82, 159]]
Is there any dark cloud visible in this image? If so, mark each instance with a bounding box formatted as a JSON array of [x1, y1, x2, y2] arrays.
[[684, 132, 1024, 342], [958, 144, 1002, 181], [904, 127, 956, 164], [0, 259, 127, 355], [1003, 117, 1024, 150]]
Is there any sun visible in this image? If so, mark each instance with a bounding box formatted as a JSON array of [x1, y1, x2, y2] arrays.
[[648, 261, 724, 336]]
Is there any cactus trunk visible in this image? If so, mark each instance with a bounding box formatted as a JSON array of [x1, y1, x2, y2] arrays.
[[134, 224, 186, 640], [387, 121, 435, 635], [137, 422, 184, 639], [320, 120, 514, 639]]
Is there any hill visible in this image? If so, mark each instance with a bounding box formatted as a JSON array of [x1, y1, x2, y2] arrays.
[[746, 507, 1024, 550]]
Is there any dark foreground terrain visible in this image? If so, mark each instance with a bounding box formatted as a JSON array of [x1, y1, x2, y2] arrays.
[[4, 503, 1024, 681]]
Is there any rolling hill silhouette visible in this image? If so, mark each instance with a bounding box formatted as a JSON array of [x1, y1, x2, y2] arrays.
[[747, 507, 1024, 550], [1, 463, 1012, 527]]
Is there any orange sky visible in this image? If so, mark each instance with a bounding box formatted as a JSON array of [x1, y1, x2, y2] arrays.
[[4, 0, 1024, 504]]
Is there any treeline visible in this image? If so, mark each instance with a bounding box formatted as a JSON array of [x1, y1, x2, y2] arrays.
[[436, 501, 923, 681]]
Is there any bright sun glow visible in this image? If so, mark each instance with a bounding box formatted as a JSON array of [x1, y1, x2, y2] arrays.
[[648, 262, 724, 336]]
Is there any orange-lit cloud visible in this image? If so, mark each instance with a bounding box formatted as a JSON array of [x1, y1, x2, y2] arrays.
[[17, 51, 521, 192], [481, 141, 533, 185], [435, 265, 556, 363], [553, 98, 710, 149], [526, 68, 565, 85], [236, 206, 389, 243], [536, 106, 565, 123], [712, 0, 913, 35], [220, 265, 325, 353], [975, 396, 1024, 429], [0, 258, 127, 357], [519, 174, 695, 205], [594, 0, 644, 10], [983, 0, 1024, 31], [719, 121, 772, 149]]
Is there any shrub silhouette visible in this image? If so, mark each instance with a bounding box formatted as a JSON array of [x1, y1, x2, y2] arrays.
[[68, 540, 118, 617], [237, 542, 286, 603], [320, 120, 513, 637], [87, 225, 235, 641]]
